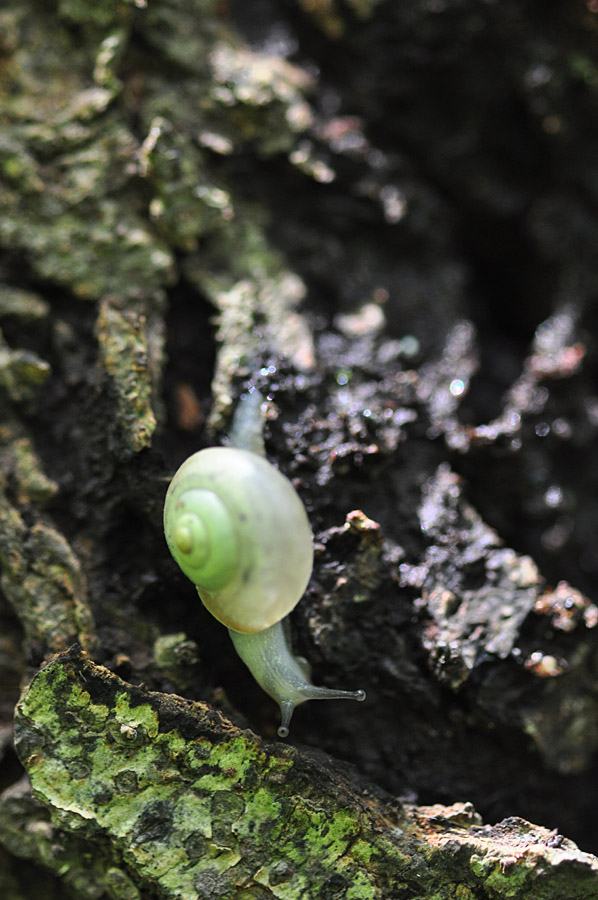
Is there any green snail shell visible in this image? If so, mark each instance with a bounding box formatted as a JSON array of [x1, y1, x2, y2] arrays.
[[163, 446, 313, 634]]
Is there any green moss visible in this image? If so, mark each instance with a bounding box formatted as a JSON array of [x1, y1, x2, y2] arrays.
[[346, 871, 376, 900], [57, 0, 132, 29], [139, 117, 234, 251], [10, 438, 57, 505], [0, 286, 49, 322], [0, 330, 50, 404], [15, 653, 380, 897], [15, 652, 598, 899], [95, 301, 158, 453]]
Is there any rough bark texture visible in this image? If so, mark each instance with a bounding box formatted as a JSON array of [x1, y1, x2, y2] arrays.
[[1, 0, 598, 898], [7, 649, 598, 900]]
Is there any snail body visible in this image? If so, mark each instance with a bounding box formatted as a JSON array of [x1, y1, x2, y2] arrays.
[[163, 393, 365, 738], [229, 621, 365, 737]]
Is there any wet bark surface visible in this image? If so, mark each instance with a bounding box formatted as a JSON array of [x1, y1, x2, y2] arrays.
[[1, 0, 598, 897]]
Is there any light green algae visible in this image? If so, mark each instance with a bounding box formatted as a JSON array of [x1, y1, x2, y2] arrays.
[[12, 651, 598, 900]]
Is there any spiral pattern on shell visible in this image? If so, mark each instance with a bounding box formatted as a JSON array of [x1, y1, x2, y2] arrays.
[[163, 446, 313, 633]]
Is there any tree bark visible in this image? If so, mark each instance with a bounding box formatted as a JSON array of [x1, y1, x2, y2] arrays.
[[1, 0, 598, 897]]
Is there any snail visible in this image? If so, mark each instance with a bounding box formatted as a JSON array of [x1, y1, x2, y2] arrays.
[[163, 391, 365, 737]]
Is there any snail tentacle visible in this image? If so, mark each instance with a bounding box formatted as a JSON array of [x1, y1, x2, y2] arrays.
[[229, 620, 366, 739]]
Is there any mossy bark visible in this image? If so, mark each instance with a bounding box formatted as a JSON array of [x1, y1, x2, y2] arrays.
[[1, 0, 598, 897], [10, 649, 598, 900]]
